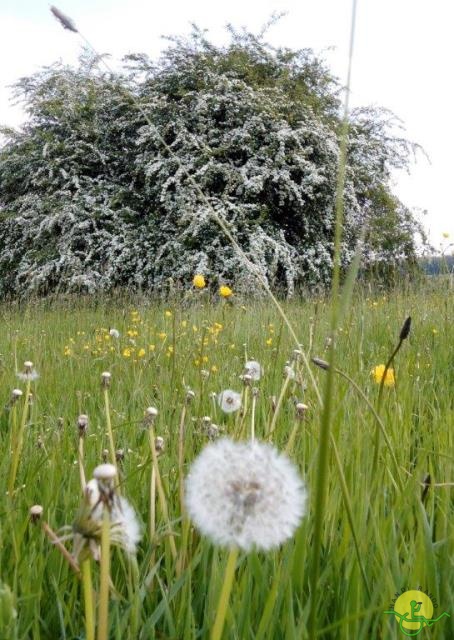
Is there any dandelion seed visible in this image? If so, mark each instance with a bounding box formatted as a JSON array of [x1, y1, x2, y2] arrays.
[[109, 328, 120, 339], [218, 389, 242, 414], [244, 360, 261, 381], [101, 371, 111, 388], [29, 504, 44, 523], [185, 438, 306, 551], [77, 414, 89, 437], [283, 364, 296, 380], [371, 364, 395, 387]]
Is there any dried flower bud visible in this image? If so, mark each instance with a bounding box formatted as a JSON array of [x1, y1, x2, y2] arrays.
[[50, 5, 78, 32], [200, 369, 210, 380], [143, 406, 158, 428], [77, 414, 89, 436], [115, 449, 125, 463], [93, 463, 117, 482], [24, 361, 33, 372], [102, 449, 109, 463], [202, 416, 212, 426], [11, 389, 23, 403], [155, 436, 165, 454], [312, 357, 330, 371], [185, 389, 195, 403], [324, 336, 333, 350], [57, 417, 64, 429], [29, 504, 43, 523], [37, 436, 44, 449], [101, 371, 111, 388], [292, 349, 303, 362], [209, 391, 217, 400], [399, 316, 412, 341], [206, 423, 220, 440], [295, 402, 308, 419], [28, 392, 34, 406], [283, 365, 296, 380], [242, 373, 252, 387], [252, 387, 259, 397]]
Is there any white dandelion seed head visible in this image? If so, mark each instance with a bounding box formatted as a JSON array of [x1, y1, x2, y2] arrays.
[[17, 363, 39, 382], [244, 360, 262, 381], [218, 389, 242, 414], [109, 328, 120, 339], [93, 463, 117, 482], [110, 496, 142, 554], [185, 438, 307, 552]]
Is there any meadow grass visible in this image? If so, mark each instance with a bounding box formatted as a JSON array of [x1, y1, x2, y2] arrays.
[[0, 280, 453, 639]]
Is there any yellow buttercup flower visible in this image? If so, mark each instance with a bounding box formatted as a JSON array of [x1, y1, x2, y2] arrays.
[[442, 232, 450, 239], [165, 310, 172, 318], [137, 348, 146, 358], [371, 364, 395, 387], [219, 285, 233, 298], [193, 274, 206, 289]]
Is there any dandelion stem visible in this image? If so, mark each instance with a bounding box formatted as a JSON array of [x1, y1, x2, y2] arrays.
[[148, 427, 177, 560], [178, 404, 187, 517], [81, 558, 95, 640], [8, 379, 31, 496], [250, 392, 257, 441], [42, 521, 81, 576], [78, 436, 87, 491], [97, 506, 111, 640], [103, 388, 117, 470], [267, 374, 291, 437], [211, 546, 239, 640]]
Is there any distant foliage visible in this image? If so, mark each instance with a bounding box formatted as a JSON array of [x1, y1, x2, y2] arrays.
[[0, 28, 425, 297]]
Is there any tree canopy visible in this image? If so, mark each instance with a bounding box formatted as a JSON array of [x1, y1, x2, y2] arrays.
[[0, 26, 425, 297]]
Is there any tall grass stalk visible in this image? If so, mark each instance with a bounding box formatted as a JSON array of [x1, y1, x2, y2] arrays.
[[308, 0, 358, 636], [210, 547, 239, 640], [81, 558, 95, 640], [97, 506, 111, 640]]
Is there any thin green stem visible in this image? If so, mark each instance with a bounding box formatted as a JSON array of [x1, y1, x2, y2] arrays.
[[81, 558, 95, 640], [97, 506, 111, 640], [211, 547, 239, 640]]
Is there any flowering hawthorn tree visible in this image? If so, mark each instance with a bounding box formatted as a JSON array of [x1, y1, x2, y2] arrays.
[[0, 28, 424, 297]]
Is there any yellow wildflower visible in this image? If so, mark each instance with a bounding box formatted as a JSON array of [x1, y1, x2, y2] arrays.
[[137, 348, 146, 358], [371, 364, 395, 387], [181, 320, 187, 328], [64, 346, 72, 356], [211, 365, 218, 373], [149, 344, 156, 352], [266, 338, 273, 346], [165, 310, 172, 318], [219, 285, 233, 298], [123, 348, 132, 358], [158, 332, 167, 340], [193, 274, 206, 289], [442, 232, 450, 239], [127, 329, 138, 337]]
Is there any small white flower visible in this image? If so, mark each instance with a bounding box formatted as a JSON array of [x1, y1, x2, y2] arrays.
[[244, 360, 262, 381], [185, 438, 306, 551], [109, 328, 120, 339], [218, 389, 242, 414]]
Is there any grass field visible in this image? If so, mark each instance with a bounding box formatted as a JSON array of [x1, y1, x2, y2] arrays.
[[0, 280, 453, 639]]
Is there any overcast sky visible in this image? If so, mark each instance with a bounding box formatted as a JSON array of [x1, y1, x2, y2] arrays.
[[1, 0, 453, 248]]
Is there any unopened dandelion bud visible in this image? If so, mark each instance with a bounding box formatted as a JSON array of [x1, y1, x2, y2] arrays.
[[102, 449, 109, 463], [155, 436, 165, 454], [399, 316, 412, 341], [101, 371, 111, 388], [115, 448, 125, 463], [77, 414, 89, 437], [295, 402, 308, 419], [312, 357, 330, 371], [50, 5, 78, 32], [29, 504, 44, 524]]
